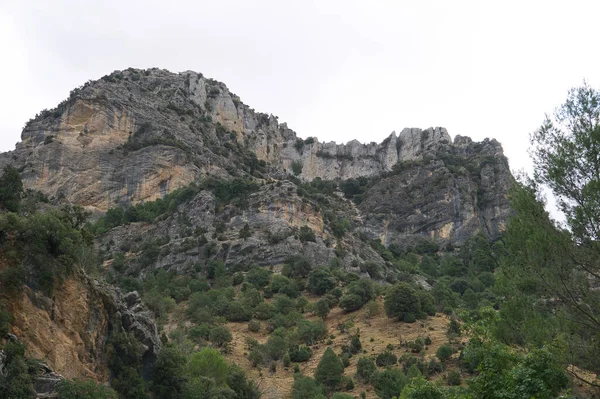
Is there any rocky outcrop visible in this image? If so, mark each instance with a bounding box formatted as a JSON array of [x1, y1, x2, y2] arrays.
[[359, 136, 511, 246], [0, 67, 512, 250], [6, 270, 161, 383]]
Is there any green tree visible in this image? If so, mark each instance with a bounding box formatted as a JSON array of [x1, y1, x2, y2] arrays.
[[307, 268, 336, 295], [499, 84, 600, 374], [292, 375, 325, 399], [187, 348, 229, 387], [0, 165, 23, 213], [151, 346, 188, 399], [0, 342, 34, 399], [384, 282, 421, 322], [107, 332, 146, 399], [435, 345, 454, 364], [372, 368, 408, 399], [314, 299, 330, 320], [314, 347, 344, 393]]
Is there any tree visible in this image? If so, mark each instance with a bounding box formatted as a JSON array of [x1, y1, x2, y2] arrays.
[[314, 299, 330, 320], [500, 83, 600, 374], [372, 368, 408, 399], [209, 325, 233, 347], [384, 282, 421, 322], [314, 347, 344, 393], [530, 83, 600, 240], [151, 346, 188, 399], [188, 348, 229, 387], [356, 357, 376, 382], [0, 342, 34, 399], [307, 268, 336, 295], [292, 375, 325, 399], [435, 345, 454, 364], [0, 166, 23, 213], [107, 332, 146, 399]]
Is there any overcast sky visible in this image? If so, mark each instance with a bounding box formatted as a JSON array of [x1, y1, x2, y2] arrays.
[[2, 0, 600, 178]]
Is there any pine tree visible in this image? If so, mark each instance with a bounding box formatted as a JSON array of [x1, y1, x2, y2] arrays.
[[314, 347, 344, 393]]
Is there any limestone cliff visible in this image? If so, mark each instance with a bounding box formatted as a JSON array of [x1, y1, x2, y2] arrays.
[[0, 67, 512, 250]]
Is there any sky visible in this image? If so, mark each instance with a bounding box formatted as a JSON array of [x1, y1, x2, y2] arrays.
[[1, 0, 600, 180]]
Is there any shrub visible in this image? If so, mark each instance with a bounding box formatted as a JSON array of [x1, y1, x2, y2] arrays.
[[447, 370, 461, 386], [315, 299, 331, 320], [376, 351, 398, 367], [209, 325, 233, 347], [356, 357, 376, 382], [436, 345, 454, 364], [289, 345, 313, 362], [350, 336, 362, 354], [150, 347, 187, 399], [298, 226, 316, 243], [58, 379, 118, 399], [283, 353, 291, 368], [339, 294, 364, 312], [292, 375, 324, 399], [188, 347, 229, 387], [291, 160, 303, 176], [372, 368, 408, 399], [248, 320, 260, 332]]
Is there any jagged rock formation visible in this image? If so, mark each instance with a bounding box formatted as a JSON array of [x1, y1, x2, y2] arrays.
[[0, 68, 512, 249], [4, 270, 161, 384]]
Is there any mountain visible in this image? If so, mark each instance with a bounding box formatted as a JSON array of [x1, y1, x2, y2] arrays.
[[0, 68, 513, 397]]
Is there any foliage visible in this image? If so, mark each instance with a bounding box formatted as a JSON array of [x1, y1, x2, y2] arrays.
[[372, 368, 408, 399], [314, 299, 331, 320], [291, 160, 303, 176], [151, 346, 188, 399], [0, 166, 24, 213], [0, 342, 35, 399], [435, 345, 454, 364], [376, 351, 398, 367], [314, 347, 344, 393], [107, 332, 146, 399], [58, 379, 118, 399], [292, 375, 325, 399], [298, 226, 316, 243], [356, 357, 376, 382], [307, 268, 336, 295], [188, 348, 229, 388], [384, 282, 422, 322]]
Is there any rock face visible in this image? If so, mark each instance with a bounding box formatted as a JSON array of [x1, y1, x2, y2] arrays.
[[5, 270, 161, 384], [0, 67, 512, 259]]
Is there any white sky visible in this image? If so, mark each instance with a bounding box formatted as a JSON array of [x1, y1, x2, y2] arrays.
[[1, 0, 600, 179]]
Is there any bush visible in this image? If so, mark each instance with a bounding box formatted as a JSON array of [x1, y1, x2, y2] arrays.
[[447, 370, 461, 386], [372, 368, 408, 399], [248, 320, 261, 332], [291, 160, 303, 176], [436, 345, 454, 364], [298, 226, 316, 243], [292, 375, 324, 399], [376, 351, 398, 367], [356, 357, 376, 382], [209, 325, 233, 347], [58, 379, 118, 399], [350, 335, 362, 354], [339, 294, 364, 312], [289, 345, 313, 362]]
